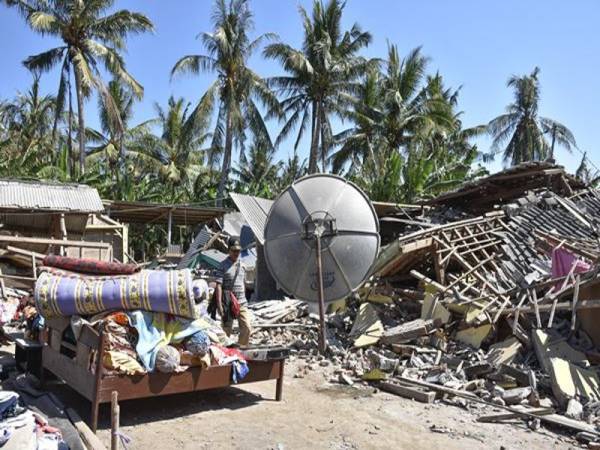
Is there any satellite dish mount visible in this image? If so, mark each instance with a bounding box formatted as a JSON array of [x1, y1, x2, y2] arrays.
[[302, 211, 337, 352]]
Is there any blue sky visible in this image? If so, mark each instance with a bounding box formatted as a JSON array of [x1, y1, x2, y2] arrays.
[[1, 0, 598, 174]]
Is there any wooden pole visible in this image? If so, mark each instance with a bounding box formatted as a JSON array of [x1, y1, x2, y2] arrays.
[[315, 234, 327, 354], [111, 391, 119, 450], [167, 209, 173, 246]]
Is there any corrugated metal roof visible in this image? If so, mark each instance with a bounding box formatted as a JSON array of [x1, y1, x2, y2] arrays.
[[0, 179, 104, 213], [177, 226, 213, 269], [229, 193, 274, 245]]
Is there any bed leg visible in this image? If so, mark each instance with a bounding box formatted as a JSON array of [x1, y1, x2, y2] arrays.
[[276, 360, 284, 401], [91, 400, 99, 433]]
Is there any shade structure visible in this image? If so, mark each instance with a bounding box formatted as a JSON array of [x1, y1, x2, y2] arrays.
[[264, 174, 380, 303]]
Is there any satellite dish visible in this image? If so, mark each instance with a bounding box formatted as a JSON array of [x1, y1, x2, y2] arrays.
[[264, 174, 380, 307]]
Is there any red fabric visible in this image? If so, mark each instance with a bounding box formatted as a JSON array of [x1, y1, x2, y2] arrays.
[[42, 255, 139, 275]]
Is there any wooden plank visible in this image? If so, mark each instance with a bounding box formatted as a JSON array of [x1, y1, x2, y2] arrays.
[[571, 275, 581, 331], [79, 325, 100, 349], [42, 346, 96, 400], [6, 245, 45, 260], [379, 381, 436, 403], [478, 407, 554, 423], [494, 299, 600, 316], [65, 407, 107, 450], [0, 235, 111, 249]]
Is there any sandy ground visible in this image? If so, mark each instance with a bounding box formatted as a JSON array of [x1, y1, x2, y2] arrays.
[[34, 358, 574, 450]]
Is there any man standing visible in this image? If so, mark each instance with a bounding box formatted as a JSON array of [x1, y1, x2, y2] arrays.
[[215, 237, 252, 345]]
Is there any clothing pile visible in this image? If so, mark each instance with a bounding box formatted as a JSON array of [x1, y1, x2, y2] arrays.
[[0, 391, 67, 450], [92, 310, 248, 381]]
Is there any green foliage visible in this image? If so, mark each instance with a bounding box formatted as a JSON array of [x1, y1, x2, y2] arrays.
[[487, 67, 577, 165]]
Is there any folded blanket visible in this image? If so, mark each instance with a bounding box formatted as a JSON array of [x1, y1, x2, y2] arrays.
[[43, 255, 139, 275], [35, 269, 195, 319]]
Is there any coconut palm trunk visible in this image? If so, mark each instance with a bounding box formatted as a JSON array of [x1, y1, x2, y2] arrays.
[[549, 124, 557, 161], [309, 100, 321, 173], [67, 78, 74, 177], [73, 68, 86, 174], [217, 108, 234, 205]]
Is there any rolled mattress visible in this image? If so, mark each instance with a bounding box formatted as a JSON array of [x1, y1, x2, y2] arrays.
[[35, 269, 195, 319]]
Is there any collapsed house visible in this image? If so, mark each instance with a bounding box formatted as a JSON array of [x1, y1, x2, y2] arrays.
[[250, 162, 600, 441]]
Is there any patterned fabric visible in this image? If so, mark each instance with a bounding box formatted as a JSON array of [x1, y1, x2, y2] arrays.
[[34, 269, 195, 319], [43, 255, 139, 275]]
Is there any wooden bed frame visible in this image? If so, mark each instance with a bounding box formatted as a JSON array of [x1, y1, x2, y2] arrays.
[[40, 318, 285, 432]]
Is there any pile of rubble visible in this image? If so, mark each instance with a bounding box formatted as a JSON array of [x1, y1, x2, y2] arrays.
[[251, 163, 600, 444]]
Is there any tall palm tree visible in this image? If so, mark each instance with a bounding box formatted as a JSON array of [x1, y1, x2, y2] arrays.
[[171, 0, 280, 205], [264, 0, 372, 173], [87, 79, 155, 182], [3, 0, 154, 174], [487, 67, 577, 165], [332, 46, 456, 176], [134, 97, 209, 202]]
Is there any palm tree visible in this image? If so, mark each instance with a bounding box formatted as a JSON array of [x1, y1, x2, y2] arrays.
[[576, 153, 600, 187], [3, 0, 154, 174], [278, 150, 308, 190], [487, 67, 577, 165], [264, 0, 372, 173], [87, 79, 155, 183], [233, 139, 282, 198], [331, 67, 381, 174], [0, 74, 56, 174], [171, 0, 280, 205], [332, 46, 456, 176], [134, 97, 209, 203]]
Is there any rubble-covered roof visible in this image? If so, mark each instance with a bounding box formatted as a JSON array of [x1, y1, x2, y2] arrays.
[[0, 179, 104, 213], [424, 161, 586, 213]]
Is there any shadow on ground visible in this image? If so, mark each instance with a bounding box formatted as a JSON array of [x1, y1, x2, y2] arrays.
[[46, 382, 269, 430]]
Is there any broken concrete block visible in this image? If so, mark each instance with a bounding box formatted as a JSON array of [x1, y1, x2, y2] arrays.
[[485, 337, 522, 367], [502, 387, 533, 405], [548, 357, 600, 407], [565, 398, 583, 420], [421, 291, 451, 324], [455, 324, 492, 349], [349, 303, 383, 348], [532, 329, 589, 373]]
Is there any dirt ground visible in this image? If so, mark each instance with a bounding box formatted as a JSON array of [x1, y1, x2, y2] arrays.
[[37, 358, 573, 450]]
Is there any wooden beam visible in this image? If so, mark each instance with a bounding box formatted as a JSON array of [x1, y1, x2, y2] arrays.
[[494, 299, 600, 316], [0, 235, 111, 249], [65, 407, 107, 450]]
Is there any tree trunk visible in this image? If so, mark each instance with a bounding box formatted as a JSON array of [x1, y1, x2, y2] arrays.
[[549, 125, 557, 161], [73, 68, 86, 175], [308, 100, 321, 174], [67, 76, 73, 178], [320, 108, 327, 172], [217, 107, 234, 206]]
